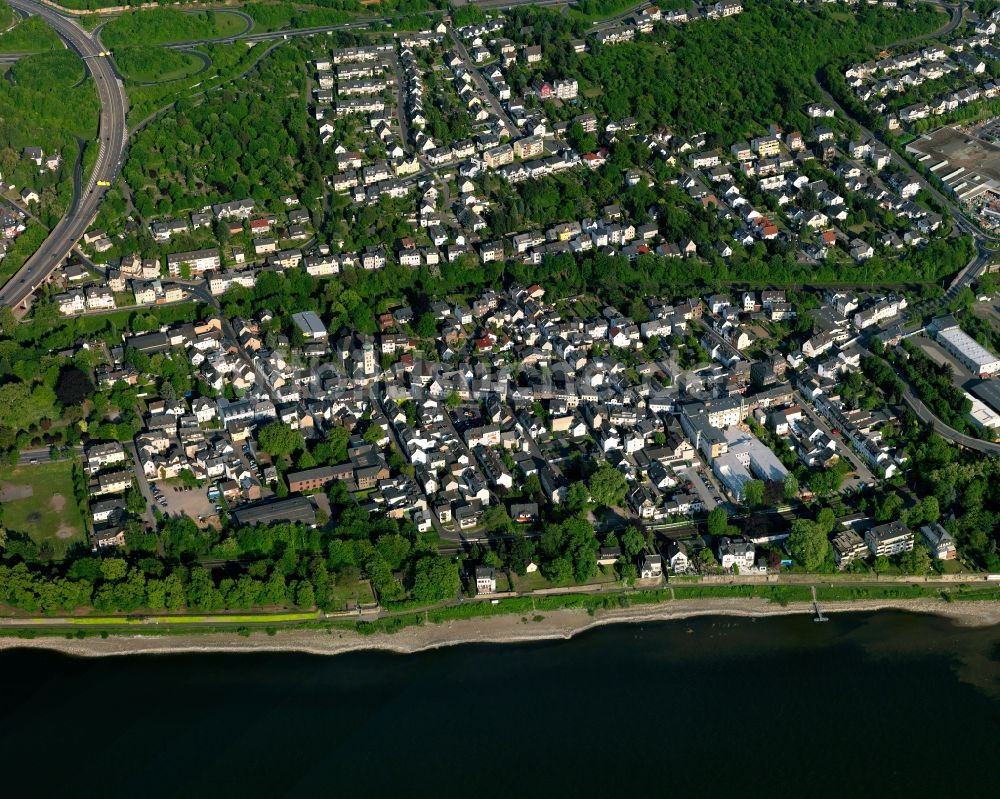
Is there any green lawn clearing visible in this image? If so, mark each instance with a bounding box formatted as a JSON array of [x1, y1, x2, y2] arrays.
[[0, 461, 86, 558]]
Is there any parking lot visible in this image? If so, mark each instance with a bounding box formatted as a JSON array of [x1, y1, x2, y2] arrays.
[[680, 465, 723, 510], [151, 481, 218, 526], [913, 333, 977, 383]]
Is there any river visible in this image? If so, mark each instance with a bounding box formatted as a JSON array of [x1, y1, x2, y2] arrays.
[[1, 612, 997, 797]]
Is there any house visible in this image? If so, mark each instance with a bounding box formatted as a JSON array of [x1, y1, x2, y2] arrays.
[[919, 523, 957, 560], [717, 537, 755, 572], [510, 502, 539, 524], [86, 442, 127, 473], [166, 248, 220, 277], [597, 546, 621, 567], [22, 146, 43, 166], [639, 552, 662, 579], [475, 565, 497, 594], [665, 541, 689, 574], [714, 1, 743, 17]]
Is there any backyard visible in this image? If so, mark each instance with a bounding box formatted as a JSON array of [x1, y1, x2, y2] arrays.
[[0, 461, 87, 558]]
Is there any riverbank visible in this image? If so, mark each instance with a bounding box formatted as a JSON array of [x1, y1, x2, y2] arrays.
[[2, 597, 998, 658]]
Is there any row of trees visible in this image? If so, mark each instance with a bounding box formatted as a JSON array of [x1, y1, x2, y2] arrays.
[[0, 557, 317, 615]]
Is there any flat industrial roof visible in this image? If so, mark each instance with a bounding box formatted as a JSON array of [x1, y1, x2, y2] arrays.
[[291, 310, 327, 337], [968, 379, 1000, 413], [231, 496, 317, 527], [937, 326, 1000, 370]]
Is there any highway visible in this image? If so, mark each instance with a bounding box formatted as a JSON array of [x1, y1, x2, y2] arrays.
[[0, 0, 128, 312]]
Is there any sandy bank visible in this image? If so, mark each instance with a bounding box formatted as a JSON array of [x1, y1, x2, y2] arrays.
[[1, 598, 998, 659]]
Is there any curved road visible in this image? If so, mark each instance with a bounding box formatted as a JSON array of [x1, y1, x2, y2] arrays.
[[0, 0, 128, 312], [899, 384, 1000, 455]]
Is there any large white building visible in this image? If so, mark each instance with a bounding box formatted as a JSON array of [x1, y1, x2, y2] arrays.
[[932, 315, 1000, 377]]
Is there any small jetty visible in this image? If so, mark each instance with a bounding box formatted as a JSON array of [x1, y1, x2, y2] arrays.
[[811, 586, 828, 622]]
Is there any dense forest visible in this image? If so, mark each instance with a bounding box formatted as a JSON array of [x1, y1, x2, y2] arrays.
[[530, 1, 947, 143], [101, 8, 247, 48], [0, 14, 60, 53], [123, 45, 317, 217]]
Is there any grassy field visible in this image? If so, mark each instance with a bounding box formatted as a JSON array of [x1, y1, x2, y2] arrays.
[[510, 568, 620, 593], [114, 47, 205, 84], [672, 584, 814, 604], [55, 612, 320, 625], [0, 461, 86, 559], [328, 577, 376, 610], [814, 584, 934, 601]]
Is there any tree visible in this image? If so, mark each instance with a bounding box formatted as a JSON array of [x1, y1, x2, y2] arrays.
[[315, 426, 350, 465], [587, 463, 627, 508], [126, 482, 146, 515], [257, 422, 305, 458], [907, 495, 940, 527], [363, 425, 384, 446], [99, 557, 128, 582], [815, 507, 836, 535], [707, 507, 729, 537], [899, 544, 931, 575], [295, 579, 316, 609], [412, 312, 437, 338], [55, 366, 93, 406], [564, 481, 590, 512], [876, 492, 904, 522], [620, 526, 645, 562], [0, 382, 53, 430], [743, 479, 765, 507], [262, 570, 288, 606], [502, 533, 535, 575], [787, 519, 831, 572], [375, 534, 410, 571], [480, 503, 514, 535], [411, 555, 460, 603], [783, 473, 799, 502]]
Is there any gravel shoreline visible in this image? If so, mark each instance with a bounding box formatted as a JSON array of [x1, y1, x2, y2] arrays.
[[1, 598, 998, 659]]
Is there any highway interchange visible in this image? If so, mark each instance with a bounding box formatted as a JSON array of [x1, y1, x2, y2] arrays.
[[0, 0, 128, 312]]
